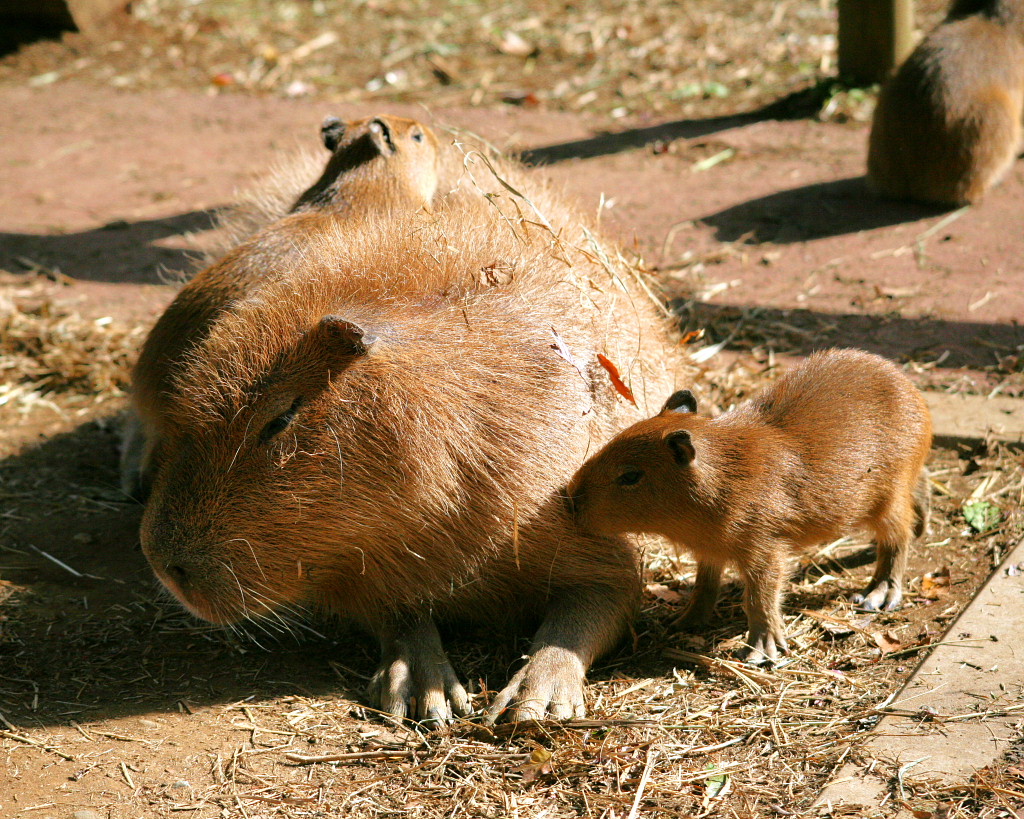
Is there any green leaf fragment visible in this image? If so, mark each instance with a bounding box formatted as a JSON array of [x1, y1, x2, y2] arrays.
[[963, 499, 1001, 533]]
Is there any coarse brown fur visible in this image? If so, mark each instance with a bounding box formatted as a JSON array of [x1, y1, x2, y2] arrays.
[[129, 139, 687, 722], [290, 115, 441, 214], [121, 115, 445, 497], [868, 0, 1024, 206], [568, 349, 933, 665]]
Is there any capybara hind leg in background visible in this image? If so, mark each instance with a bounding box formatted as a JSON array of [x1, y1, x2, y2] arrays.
[[867, 0, 1024, 206], [568, 349, 932, 666], [130, 133, 683, 721]]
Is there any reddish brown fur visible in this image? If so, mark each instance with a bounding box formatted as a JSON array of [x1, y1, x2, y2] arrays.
[[568, 349, 932, 665], [291, 115, 441, 214], [129, 143, 685, 722], [868, 0, 1024, 206], [122, 115, 444, 498]]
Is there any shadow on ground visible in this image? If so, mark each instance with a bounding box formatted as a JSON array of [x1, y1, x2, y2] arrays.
[[0, 208, 220, 284], [0, 415, 373, 727], [697, 176, 951, 243], [674, 299, 1024, 371]]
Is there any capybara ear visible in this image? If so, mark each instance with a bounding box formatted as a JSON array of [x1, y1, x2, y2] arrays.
[[321, 117, 346, 152], [662, 389, 697, 415], [317, 315, 377, 356], [368, 118, 397, 155], [666, 429, 695, 465]]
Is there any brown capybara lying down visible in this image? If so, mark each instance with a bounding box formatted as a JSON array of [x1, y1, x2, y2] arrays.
[[126, 126, 686, 723], [568, 349, 932, 666], [868, 0, 1024, 206]]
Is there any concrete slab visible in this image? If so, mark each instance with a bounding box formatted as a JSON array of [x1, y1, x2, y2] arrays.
[[925, 392, 1024, 446], [816, 537, 1024, 811]]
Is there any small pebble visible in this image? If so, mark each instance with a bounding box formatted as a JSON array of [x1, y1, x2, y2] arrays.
[[73, 811, 103, 819], [169, 780, 190, 791]]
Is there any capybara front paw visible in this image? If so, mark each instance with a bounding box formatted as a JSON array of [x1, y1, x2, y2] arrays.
[[740, 627, 789, 667], [851, 579, 903, 612], [484, 647, 586, 723], [367, 651, 471, 725]]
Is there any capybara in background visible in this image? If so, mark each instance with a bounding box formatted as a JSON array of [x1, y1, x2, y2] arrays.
[[868, 0, 1024, 205], [129, 139, 686, 723], [567, 349, 932, 666], [120, 114, 444, 498]]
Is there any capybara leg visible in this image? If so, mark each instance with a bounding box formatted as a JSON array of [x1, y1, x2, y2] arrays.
[[852, 501, 915, 612], [738, 549, 788, 666], [485, 583, 635, 723], [368, 618, 471, 725], [673, 562, 722, 629]]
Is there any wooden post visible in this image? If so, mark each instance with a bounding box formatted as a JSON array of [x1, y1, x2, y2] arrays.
[[0, 0, 128, 35], [837, 0, 915, 85]]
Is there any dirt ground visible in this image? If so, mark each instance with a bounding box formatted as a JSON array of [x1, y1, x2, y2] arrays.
[[2, 1, 1024, 817]]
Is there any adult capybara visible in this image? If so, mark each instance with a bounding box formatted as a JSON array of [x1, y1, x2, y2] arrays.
[[868, 0, 1024, 205], [567, 349, 932, 666], [129, 140, 686, 722]]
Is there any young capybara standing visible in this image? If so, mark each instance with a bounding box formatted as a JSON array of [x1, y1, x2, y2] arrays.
[[567, 349, 932, 666], [129, 141, 685, 723], [120, 115, 444, 499], [868, 0, 1024, 205]]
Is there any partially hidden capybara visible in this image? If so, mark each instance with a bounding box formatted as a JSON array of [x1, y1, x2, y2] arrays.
[[127, 121, 687, 722], [290, 114, 441, 214], [567, 349, 932, 665], [868, 0, 1024, 205]]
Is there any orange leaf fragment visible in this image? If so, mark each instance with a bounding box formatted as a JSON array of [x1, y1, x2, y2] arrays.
[[597, 353, 637, 407], [679, 328, 705, 345]]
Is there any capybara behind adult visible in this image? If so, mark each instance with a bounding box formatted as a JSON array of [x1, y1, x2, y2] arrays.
[[568, 349, 932, 665], [868, 0, 1024, 205], [132, 147, 684, 722]]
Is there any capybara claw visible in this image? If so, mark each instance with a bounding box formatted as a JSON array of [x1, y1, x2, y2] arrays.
[[741, 629, 789, 667], [851, 579, 903, 612], [367, 643, 470, 726], [484, 647, 586, 724]]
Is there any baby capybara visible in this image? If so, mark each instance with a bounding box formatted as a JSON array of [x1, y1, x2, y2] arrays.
[[290, 114, 441, 213], [868, 0, 1024, 205], [129, 142, 685, 722], [567, 349, 932, 665]]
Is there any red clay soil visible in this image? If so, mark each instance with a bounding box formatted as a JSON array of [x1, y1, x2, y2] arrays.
[[3, 81, 1022, 379]]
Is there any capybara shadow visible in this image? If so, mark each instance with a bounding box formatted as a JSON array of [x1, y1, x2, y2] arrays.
[[699, 176, 950, 244], [0, 209, 219, 285]]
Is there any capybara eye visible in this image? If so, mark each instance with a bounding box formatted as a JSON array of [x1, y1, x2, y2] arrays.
[[411, 130, 424, 143], [260, 397, 303, 443], [615, 470, 644, 487]]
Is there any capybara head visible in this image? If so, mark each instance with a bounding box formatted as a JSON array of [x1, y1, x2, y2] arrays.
[[291, 114, 441, 213], [567, 389, 706, 540], [139, 306, 385, 624]]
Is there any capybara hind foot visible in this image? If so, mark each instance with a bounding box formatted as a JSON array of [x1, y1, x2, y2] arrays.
[[851, 578, 903, 612], [673, 604, 712, 631], [368, 619, 471, 725], [484, 645, 586, 723], [741, 627, 789, 667]]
